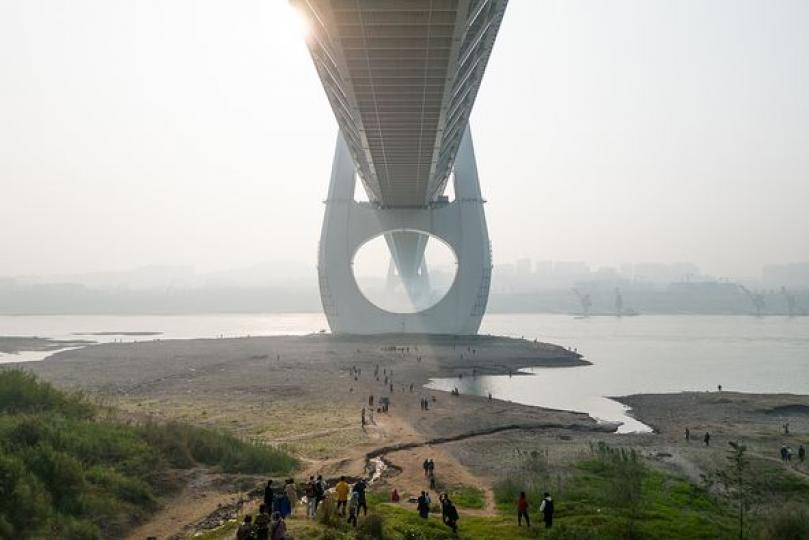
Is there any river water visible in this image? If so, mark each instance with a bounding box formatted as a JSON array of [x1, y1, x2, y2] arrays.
[[2, 313, 807, 432]]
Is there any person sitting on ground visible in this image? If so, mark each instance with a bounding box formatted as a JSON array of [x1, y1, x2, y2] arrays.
[[347, 490, 360, 528], [270, 511, 287, 540], [442, 494, 459, 533], [417, 491, 430, 519], [353, 477, 368, 516], [236, 515, 253, 540], [539, 492, 554, 529], [517, 491, 530, 527], [335, 476, 350, 516], [254, 504, 271, 540]]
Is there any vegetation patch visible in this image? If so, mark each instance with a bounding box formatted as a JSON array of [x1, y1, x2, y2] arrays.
[[0, 369, 297, 539]]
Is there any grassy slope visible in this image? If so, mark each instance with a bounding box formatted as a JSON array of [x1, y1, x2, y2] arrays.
[[0, 369, 297, 539]]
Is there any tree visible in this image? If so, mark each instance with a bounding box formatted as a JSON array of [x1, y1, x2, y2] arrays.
[[718, 441, 750, 540]]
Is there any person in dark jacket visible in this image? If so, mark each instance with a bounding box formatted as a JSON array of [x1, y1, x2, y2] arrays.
[[263, 480, 274, 511], [236, 515, 253, 540], [253, 504, 271, 540], [539, 492, 554, 528], [417, 491, 430, 519], [441, 494, 459, 533], [314, 475, 326, 512], [352, 478, 368, 516]]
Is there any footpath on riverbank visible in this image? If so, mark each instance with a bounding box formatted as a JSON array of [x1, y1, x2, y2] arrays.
[[16, 333, 809, 538]]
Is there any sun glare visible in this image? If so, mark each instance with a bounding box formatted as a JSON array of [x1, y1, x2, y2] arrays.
[[284, 4, 311, 39]]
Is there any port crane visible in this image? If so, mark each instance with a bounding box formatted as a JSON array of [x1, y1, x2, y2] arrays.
[[739, 285, 765, 317], [572, 288, 592, 318], [614, 288, 624, 317], [779, 287, 806, 317]]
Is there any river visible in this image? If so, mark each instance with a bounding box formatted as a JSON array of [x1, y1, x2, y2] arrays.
[[2, 313, 807, 432]]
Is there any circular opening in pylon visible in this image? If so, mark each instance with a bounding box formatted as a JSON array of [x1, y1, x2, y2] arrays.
[[352, 230, 458, 314]]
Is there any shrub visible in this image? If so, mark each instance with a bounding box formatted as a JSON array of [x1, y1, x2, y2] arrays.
[[357, 512, 386, 539], [317, 497, 344, 529], [761, 502, 809, 539], [0, 370, 298, 538], [0, 369, 92, 418]]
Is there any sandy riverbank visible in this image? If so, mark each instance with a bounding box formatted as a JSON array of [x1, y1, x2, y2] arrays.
[[11, 334, 809, 537]]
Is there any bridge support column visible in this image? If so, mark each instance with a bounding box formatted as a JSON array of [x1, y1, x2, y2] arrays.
[[317, 126, 492, 335]]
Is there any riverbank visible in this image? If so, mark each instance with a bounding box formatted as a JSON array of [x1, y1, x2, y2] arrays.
[[10, 334, 809, 538]]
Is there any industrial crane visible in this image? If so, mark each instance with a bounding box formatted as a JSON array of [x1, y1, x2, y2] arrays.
[[781, 286, 798, 317], [614, 287, 624, 317], [739, 285, 765, 317], [572, 288, 592, 318]]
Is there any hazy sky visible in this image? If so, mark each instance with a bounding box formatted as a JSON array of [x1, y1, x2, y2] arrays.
[[1, 0, 807, 279]]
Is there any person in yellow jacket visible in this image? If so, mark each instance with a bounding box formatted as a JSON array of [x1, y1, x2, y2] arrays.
[[335, 476, 350, 516]]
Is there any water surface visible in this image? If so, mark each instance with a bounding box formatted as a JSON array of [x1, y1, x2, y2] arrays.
[[3, 313, 807, 432]]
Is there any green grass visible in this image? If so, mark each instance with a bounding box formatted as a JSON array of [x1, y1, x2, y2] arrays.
[[0, 369, 297, 540], [493, 442, 737, 539], [447, 485, 486, 509]]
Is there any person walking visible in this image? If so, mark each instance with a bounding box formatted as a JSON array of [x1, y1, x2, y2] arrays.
[[442, 494, 459, 533], [539, 492, 554, 529], [263, 480, 274, 512], [314, 475, 326, 513], [704, 432, 711, 447], [304, 476, 316, 518], [799, 444, 806, 463], [423, 459, 430, 477], [685, 427, 690, 442], [284, 479, 297, 516], [517, 491, 530, 527], [347, 491, 359, 528], [353, 478, 368, 516], [417, 491, 430, 519], [335, 476, 350, 516]]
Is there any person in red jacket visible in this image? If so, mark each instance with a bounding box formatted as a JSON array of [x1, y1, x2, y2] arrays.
[[517, 491, 530, 527]]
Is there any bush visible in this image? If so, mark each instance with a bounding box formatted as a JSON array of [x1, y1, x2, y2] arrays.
[[0, 369, 92, 418], [761, 502, 809, 539], [357, 512, 386, 539], [138, 421, 297, 474], [0, 370, 298, 539], [317, 497, 344, 529]]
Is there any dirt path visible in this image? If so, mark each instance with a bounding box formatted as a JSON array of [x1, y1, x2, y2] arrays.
[[125, 470, 243, 540]]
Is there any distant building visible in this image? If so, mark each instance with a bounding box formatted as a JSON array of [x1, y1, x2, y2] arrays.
[[515, 258, 532, 277], [762, 263, 809, 290]]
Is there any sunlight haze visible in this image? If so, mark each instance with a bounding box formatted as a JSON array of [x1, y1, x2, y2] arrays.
[[1, 0, 807, 279]]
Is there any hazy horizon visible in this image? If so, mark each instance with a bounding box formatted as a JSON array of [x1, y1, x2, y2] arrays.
[[2, 0, 808, 279]]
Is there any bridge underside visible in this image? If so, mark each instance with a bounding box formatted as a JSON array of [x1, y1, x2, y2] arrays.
[[293, 0, 507, 334]]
